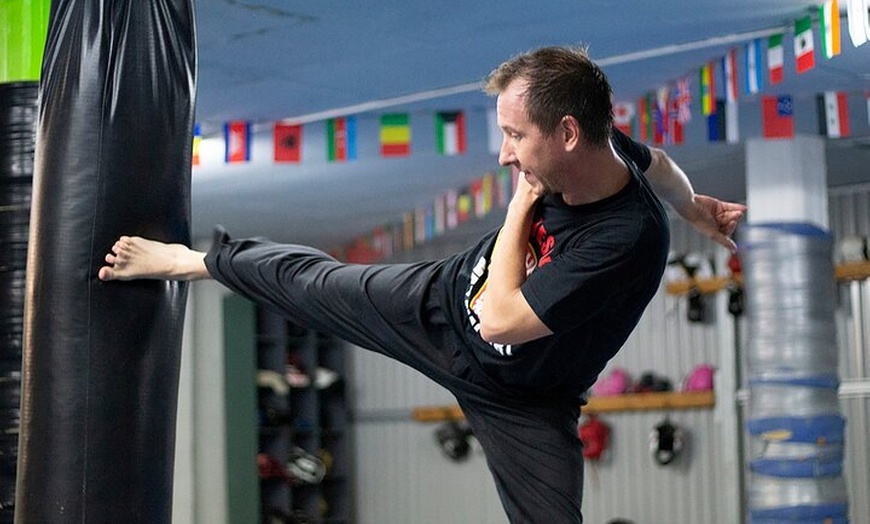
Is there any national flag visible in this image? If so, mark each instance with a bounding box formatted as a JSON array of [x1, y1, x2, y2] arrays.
[[480, 173, 494, 217], [726, 100, 739, 144], [457, 190, 472, 224], [638, 95, 650, 142], [700, 62, 716, 116], [705, 98, 738, 144], [380, 113, 411, 157], [820, 0, 842, 58], [487, 108, 502, 154], [744, 39, 763, 94], [654, 85, 669, 145], [666, 96, 684, 146], [192, 123, 202, 166], [817, 91, 850, 138], [495, 167, 512, 208], [224, 120, 250, 164], [436, 111, 466, 155], [402, 212, 414, 250], [762, 95, 795, 139], [676, 77, 692, 124], [372, 225, 391, 260], [613, 101, 636, 136], [768, 33, 785, 84], [425, 205, 435, 240], [707, 100, 726, 143], [273, 123, 302, 163], [470, 179, 484, 217], [415, 206, 425, 243], [433, 195, 446, 235], [327, 116, 357, 162], [723, 48, 738, 103], [445, 189, 458, 229], [847, 0, 868, 47], [794, 16, 816, 73]]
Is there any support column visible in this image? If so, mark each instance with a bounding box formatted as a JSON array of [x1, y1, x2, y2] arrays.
[[742, 135, 848, 523]]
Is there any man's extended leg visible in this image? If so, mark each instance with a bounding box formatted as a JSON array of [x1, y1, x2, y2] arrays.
[[202, 228, 470, 388]]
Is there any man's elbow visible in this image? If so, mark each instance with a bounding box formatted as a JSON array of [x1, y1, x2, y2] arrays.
[[479, 318, 509, 345]]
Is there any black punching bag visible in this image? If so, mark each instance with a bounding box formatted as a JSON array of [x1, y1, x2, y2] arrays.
[[17, 1, 196, 522]]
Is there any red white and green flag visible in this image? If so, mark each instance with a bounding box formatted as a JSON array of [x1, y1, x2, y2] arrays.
[[820, 0, 842, 58], [817, 91, 850, 138], [794, 16, 816, 73], [768, 33, 785, 84], [380, 113, 411, 157], [327, 116, 357, 162], [436, 111, 466, 155]]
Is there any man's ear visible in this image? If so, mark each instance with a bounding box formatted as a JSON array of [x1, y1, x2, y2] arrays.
[[561, 115, 582, 150]]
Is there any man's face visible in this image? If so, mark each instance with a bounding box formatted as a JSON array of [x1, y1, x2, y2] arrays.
[[495, 79, 568, 195]]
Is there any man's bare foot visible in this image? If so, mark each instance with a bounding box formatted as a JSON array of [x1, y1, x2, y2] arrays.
[[98, 236, 209, 281]]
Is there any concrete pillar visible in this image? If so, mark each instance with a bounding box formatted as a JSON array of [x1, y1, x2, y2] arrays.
[[742, 135, 848, 523]]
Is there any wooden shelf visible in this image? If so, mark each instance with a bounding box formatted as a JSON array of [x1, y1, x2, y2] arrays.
[[582, 390, 715, 413], [665, 260, 870, 296], [836, 260, 870, 282], [665, 275, 738, 295], [411, 391, 715, 422]]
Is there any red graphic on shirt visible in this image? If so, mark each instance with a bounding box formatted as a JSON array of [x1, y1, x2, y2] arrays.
[[530, 218, 555, 267]]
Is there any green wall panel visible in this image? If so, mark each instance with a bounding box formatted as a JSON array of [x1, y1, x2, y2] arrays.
[[0, 0, 51, 83], [223, 294, 260, 523]]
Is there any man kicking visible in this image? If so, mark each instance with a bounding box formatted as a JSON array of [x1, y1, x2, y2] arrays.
[[99, 46, 745, 523]]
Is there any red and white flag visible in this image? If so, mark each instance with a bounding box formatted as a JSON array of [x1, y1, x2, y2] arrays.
[[613, 101, 636, 136], [723, 48, 738, 103]]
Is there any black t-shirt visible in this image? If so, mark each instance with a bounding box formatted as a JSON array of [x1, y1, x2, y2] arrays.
[[440, 130, 670, 398]]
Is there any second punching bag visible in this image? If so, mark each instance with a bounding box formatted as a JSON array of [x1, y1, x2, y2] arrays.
[[17, 1, 196, 522]]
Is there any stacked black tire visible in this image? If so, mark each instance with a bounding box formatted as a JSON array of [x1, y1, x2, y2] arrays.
[[0, 81, 37, 523]]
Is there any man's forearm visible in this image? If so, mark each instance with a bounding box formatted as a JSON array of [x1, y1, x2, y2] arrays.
[[644, 147, 696, 218], [478, 182, 552, 344]]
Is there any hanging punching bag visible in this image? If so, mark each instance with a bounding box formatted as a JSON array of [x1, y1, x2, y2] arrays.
[[17, 1, 196, 522]]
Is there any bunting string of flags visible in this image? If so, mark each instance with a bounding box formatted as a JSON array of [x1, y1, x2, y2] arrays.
[[190, 1, 870, 259]]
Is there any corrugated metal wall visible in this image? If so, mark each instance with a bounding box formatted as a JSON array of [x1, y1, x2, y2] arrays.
[[829, 184, 870, 523], [348, 184, 870, 524]]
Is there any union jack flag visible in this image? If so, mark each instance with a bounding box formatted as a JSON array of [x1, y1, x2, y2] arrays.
[[676, 77, 692, 124]]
